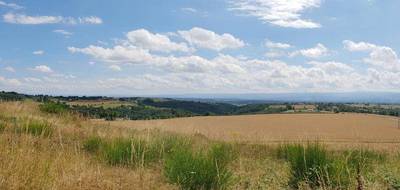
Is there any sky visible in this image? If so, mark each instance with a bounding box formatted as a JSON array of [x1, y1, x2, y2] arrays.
[[0, 0, 399, 96]]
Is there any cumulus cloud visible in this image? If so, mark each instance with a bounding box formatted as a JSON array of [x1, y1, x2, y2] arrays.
[[343, 40, 400, 72], [0, 1, 23, 9], [265, 40, 292, 49], [33, 50, 44, 55], [126, 29, 191, 53], [32, 65, 52, 73], [68, 45, 153, 64], [229, 0, 321, 29], [3, 13, 102, 25], [178, 27, 245, 51], [291, 43, 329, 58], [65, 29, 400, 94]]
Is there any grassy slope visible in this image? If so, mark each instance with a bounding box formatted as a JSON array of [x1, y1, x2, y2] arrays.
[[0, 101, 399, 189]]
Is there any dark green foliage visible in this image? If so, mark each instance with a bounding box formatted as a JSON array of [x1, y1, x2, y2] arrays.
[[72, 105, 194, 120], [39, 101, 69, 114], [142, 98, 237, 115], [0, 91, 26, 101], [164, 144, 233, 190]]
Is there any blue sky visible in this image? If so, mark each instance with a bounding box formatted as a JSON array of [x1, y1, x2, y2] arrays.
[[0, 0, 399, 95]]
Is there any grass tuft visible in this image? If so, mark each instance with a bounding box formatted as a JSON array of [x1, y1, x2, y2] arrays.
[[164, 143, 233, 190], [17, 119, 53, 137]]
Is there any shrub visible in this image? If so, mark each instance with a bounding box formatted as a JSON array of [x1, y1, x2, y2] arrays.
[[164, 143, 233, 190], [39, 101, 69, 114], [18, 119, 53, 137]]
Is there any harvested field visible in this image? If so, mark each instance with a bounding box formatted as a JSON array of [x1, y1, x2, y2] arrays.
[[93, 113, 400, 149]]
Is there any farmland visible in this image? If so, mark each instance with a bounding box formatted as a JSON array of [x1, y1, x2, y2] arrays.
[[94, 113, 400, 149], [1, 94, 400, 189]]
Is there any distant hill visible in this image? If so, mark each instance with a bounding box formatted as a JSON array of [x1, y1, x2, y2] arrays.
[[163, 92, 400, 104]]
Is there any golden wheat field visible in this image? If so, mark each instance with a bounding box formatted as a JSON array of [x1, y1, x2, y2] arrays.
[[94, 113, 400, 148]]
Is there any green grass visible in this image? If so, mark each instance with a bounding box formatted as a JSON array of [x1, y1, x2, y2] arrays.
[[17, 119, 53, 137], [164, 143, 234, 190], [277, 143, 386, 189], [83, 135, 184, 167], [83, 136, 104, 153], [0, 121, 5, 132]]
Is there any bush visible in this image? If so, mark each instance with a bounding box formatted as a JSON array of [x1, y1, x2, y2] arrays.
[[18, 119, 53, 137], [164, 143, 233, 190], [39, 101, 69, 114]]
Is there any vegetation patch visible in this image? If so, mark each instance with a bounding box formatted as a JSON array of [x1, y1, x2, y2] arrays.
[[39, 101, 69, 114], [164, 143, 234, 190], [277, 143, 384, 189], [83, 136, 186, 167], [0, 120, 5, 132], [17, 119, 53, 137]]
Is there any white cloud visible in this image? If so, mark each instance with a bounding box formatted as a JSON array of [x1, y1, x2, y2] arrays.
[[291, 43, 329, 58], [24, 77, 42, 82], [229, 0, 321, 29], [307, 61, 354, 75], [0, 76, 21, 86], [181, 7, 197, 13], [265, 40, 292, 49], [4, 66, 15, 72], [65, 29, 400, 94], [68, 45, 153, 64], [32, 65, 52, 73], [109, 65, 121, 71], [78, 16, 103, 24], [3, 13, 102, 25], [3, 13, 62, 24], [0, 1, 23, 9], [265, 50, 285, 58], [126, 29, 191, 53], [33, 50, 44, 55], [180, 7, 208, 17], [53, 29, 73, 36], [178, 27, 245, 51], [343, 40, 400, 72], [343, 40, 376, 51]]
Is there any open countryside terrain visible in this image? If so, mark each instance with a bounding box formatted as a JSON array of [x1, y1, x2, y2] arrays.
[[94, 113, 400, 148], [1, 97, 400, 189]]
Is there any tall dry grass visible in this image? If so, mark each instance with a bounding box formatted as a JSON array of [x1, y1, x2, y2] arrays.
[[0, 101, 399, 189]]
